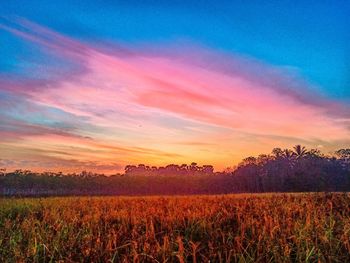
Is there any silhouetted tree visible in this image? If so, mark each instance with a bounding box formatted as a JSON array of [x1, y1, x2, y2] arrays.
[[293, 145, 308, 159], [1, 146, 350, 196]]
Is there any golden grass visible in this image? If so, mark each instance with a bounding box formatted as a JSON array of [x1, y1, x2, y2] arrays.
[[1, 193, 350, 262]]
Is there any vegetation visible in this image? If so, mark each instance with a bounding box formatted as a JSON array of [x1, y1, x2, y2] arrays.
[[233, 146, 350, 192], [1, 146, 349, 262], [1, 193, 350, 262], [1, 146, 349, 196]]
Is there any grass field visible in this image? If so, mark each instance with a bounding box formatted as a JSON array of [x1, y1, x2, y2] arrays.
[[1, 193, 350, 262]]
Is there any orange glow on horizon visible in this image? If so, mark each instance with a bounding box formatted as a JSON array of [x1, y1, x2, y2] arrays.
[[0, 19, 349, 174]]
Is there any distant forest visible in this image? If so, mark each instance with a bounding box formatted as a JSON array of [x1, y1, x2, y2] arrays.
[[1, 145, 350, 196]]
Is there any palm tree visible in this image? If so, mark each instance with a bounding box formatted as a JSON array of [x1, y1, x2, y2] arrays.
[[293, 145, 308, 159], [282, 149, 294, 160]]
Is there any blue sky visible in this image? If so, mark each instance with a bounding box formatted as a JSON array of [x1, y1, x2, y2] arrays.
[[1, 0, 349, 99]]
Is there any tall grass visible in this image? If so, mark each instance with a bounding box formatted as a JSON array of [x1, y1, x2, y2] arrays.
[[1, 193, 350, 262]]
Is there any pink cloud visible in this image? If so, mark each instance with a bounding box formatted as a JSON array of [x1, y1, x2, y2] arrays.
[[1, 18, 349, 172]]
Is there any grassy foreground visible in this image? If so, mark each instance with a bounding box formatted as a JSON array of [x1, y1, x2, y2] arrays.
[[1, 194, 350, 262]]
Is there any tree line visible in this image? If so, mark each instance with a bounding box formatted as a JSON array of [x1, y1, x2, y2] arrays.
[[233, 146, 350, 192], [0, 145, 349, 196]]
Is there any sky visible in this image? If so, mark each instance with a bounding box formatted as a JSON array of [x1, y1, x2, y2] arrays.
[[0, 1, 349, 174]]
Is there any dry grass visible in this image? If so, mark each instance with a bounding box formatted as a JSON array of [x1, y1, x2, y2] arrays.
[[1, 193, 350, 262]]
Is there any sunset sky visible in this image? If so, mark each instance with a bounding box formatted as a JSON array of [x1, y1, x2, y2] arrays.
[[0, 1, 349, 173]]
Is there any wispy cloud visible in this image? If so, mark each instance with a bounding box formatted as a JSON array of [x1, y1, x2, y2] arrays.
[[0, 17, 349, 173]]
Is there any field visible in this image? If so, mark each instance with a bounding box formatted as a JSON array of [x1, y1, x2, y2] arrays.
[[1, 194, 350, 262]]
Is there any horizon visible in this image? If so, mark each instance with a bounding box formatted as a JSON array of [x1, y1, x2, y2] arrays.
[[0, 145, 347, 175], [1, 1, 349, 174]]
